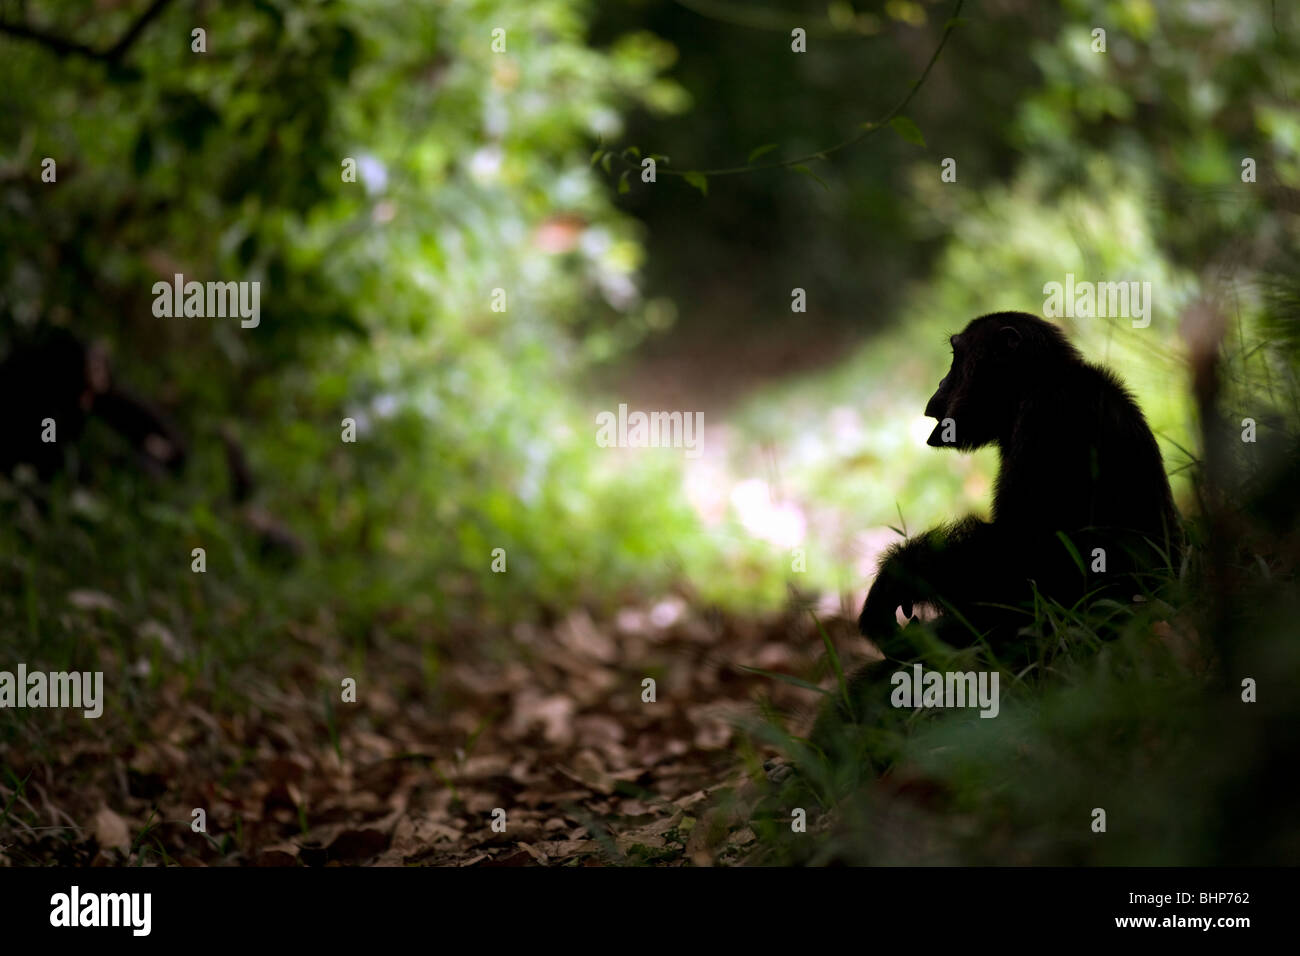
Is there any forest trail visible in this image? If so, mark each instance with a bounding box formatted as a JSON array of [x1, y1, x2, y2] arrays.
[[3, 593, 868, 866]]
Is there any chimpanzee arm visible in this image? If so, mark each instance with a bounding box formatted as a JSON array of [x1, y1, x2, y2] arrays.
[[858, 516, 1003, 641]]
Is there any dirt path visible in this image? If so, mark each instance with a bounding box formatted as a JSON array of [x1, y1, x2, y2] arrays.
[[2, 599, 866, 866], [4, 322, 892, 867]]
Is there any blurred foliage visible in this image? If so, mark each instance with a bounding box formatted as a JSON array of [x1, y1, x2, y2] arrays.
[[724, 155, 1203, 595], [591, 0, 1051, 343], [656, 0, 1300, 595], [0, 0, 737, 677], [730, 0, 1300, 865], [2, 0, 1300, 866]]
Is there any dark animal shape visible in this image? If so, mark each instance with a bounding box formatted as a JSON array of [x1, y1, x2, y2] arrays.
[[853, 310, 1181, 664], [0, 325, 186, 480], [810, 312, 1181, 764], [858, 311, 1179, 655]]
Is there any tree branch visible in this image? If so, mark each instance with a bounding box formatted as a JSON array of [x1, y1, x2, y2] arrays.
[[0, 0, 173, 64], [603, 0, 965, 181]]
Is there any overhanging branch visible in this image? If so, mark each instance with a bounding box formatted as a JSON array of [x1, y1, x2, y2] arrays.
[[0, 0, 173, 64]]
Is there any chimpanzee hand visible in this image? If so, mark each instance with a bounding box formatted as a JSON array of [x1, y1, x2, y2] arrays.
[[858, 559, 914, 642]]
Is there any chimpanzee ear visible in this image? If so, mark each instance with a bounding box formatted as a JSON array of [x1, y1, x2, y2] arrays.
[[999, 326, 1022, 351]]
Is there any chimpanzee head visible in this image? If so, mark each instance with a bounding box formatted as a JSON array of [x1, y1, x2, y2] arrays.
[[924, 311, 1077, 450]]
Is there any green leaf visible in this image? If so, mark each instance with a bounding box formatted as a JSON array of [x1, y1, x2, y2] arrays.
[[738, 665, 831, 696], [683, 171, 708, 196], [945, 17, 970, 29], [790, 164, 828, 190], [888, 116, 926, 147], [1056, 531, 1087, 577], [811, 611, 852, 715], [747, 143, 778, 163], [617, 169, 630, 194], [622, 145, 641, 160], [590, 149, 605, 167], [600, 152, 613, 174]]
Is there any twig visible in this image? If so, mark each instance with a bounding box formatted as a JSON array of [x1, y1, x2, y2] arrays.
[[0, 0, 173, 64], [608, 0, 965, 180]]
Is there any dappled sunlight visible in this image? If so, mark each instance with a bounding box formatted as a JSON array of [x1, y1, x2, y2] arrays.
[[2, 0, 1298, 883], [728, 478, 806, 549]]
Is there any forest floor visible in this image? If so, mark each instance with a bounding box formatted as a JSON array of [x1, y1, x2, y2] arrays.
[[3, 319, 889, 867], [2, 595, 867, 866]]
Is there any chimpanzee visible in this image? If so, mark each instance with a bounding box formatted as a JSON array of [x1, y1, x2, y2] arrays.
[[857, 311, 1180, 657], [808, 312, 1180, 759]]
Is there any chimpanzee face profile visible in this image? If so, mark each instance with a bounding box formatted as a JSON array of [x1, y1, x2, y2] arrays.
[[923, 318, 1023, 451]]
